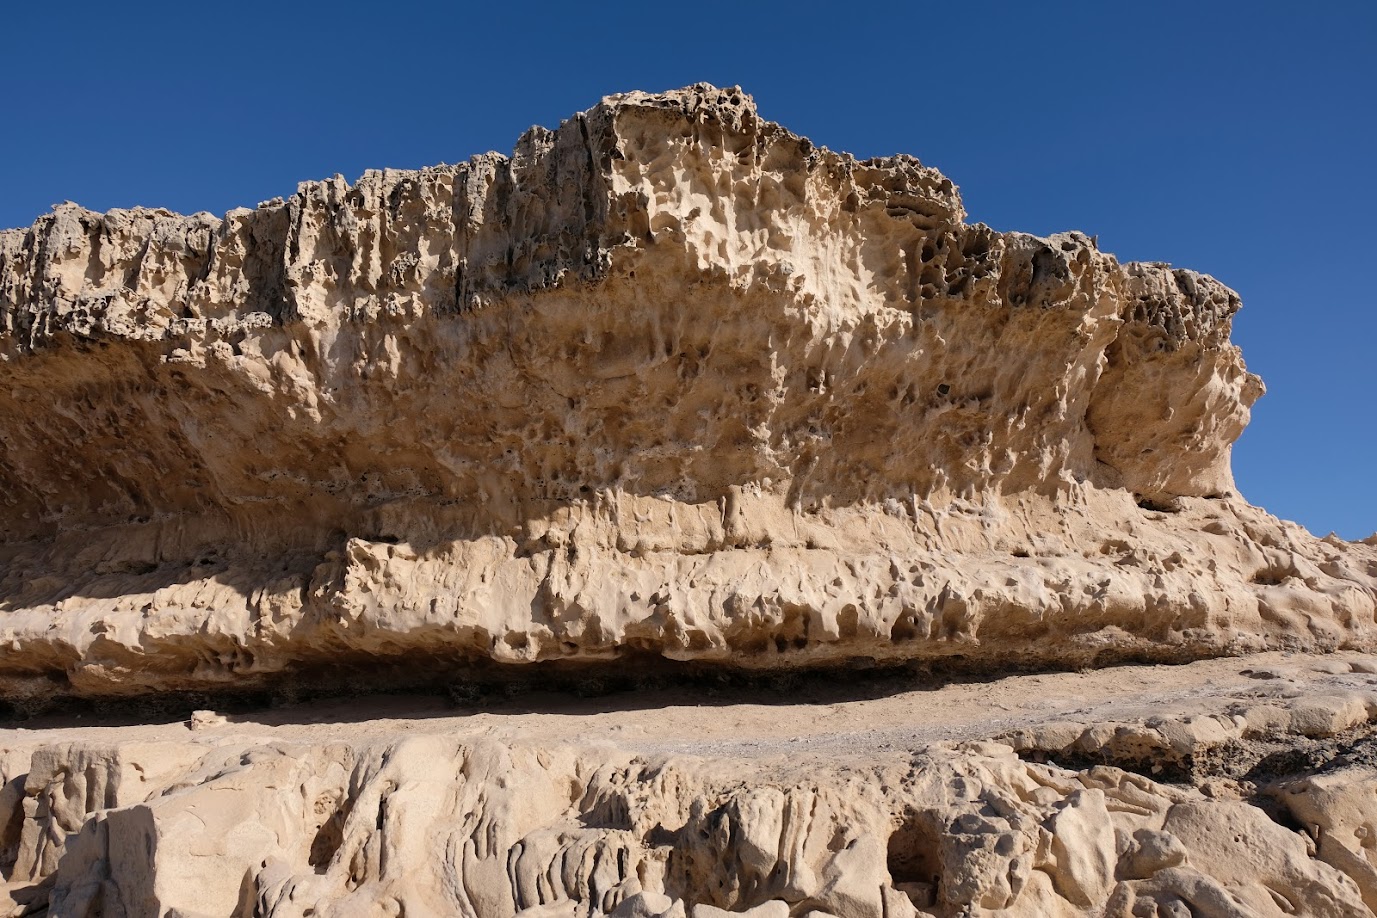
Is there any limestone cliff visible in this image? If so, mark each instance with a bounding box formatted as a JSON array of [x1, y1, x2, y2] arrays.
[[0, 84, 1372, 704], [4, 83, 1377, 918]]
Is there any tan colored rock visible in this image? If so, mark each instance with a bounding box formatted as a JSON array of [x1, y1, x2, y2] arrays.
[[1, 651, 1375, 916], [1275, 767, 1377, 913], [185, 710, 226, 731], [1, 83, 1376, 917], [693, 902, 790, 918], [1284, 693, 1371, 737], [4, 728, 1371, 918], [0, 85, 1372, 701], [1045, 789, 1115, 906], [1156, 800, 1367, 916], [11, 741, 208, 888]]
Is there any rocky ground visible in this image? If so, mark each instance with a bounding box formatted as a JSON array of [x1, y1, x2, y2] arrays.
[[6, 651, 1377, 916]]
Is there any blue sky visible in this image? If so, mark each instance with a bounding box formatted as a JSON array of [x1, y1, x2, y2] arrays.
[[4, 1, 1373, 538]]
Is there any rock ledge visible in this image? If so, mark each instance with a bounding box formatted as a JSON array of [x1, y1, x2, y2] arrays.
[[0, 84, 1371, 705]]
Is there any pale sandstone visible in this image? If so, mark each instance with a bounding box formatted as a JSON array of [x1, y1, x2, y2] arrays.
[[2, 651, 1377, 915], [1, 84, 1375, 916], [0, 85, 1372, 701], [1276, 767, 1377, 913]]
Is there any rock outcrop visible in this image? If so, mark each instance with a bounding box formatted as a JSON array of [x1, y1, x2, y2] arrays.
[[7, 652, 1377, 917], [1, 83, 1376, 917], [1, 84, 1371, 703]]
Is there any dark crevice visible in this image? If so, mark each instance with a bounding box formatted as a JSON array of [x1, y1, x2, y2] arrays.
[[308, 797, 351, 872], [0, 645, 1230, 726], [1136, 496, 1181, 514], [887, 808, 942, 910], [1014, 725, 1377, 837]]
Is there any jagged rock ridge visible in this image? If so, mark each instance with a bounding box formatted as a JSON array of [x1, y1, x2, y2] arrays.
[[0, 84, 1372, 703]]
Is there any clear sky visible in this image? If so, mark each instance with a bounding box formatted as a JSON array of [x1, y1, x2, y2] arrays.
[[4, 1, 1373, 538]]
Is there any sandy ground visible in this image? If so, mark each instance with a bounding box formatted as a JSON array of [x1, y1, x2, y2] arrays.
[[5, 650, 1375, 762]]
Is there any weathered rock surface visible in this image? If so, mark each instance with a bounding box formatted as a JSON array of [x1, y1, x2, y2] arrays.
[[6, 651, 1377, 917], [1, 83, 1376, 915], [0, 84, 1372, 702]]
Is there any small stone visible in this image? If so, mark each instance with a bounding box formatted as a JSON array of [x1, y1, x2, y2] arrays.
[[187, 710, 227, 731]]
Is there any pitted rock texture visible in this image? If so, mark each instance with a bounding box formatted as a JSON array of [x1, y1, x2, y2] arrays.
[[7, 652, 1377, 917], [0, 84, 1374, 701]]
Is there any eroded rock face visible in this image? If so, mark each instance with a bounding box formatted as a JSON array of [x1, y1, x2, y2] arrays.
[[3, 662, 1377, 918], [1, 84, 1372, 701], [6, 649, 1377, 915]]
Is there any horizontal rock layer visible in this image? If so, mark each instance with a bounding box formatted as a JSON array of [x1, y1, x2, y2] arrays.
[[0, 84, 1373, 700], [6, 651, 1377, 916]]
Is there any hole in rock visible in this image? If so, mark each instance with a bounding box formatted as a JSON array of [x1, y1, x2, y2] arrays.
[[1251, 560, 1297, 586], [888, 810, 942, 909], [579, 796, 632, 831], [1, 781, 23, 879], [837, 605, 859, 640], [645, 823, 679, 847], [308, 797, 350, 873], [890, 613, 920, 642], [1136, 497, 1180, 514]]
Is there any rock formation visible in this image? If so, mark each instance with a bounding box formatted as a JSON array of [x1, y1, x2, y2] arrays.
[[1, 84, 1375, 916], [8, 654, 1377, 917]]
